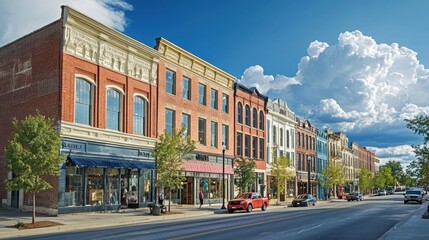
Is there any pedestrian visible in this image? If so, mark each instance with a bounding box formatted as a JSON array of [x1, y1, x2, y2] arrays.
[[158, 192, 164, 206], [199, 190, 204, 208]]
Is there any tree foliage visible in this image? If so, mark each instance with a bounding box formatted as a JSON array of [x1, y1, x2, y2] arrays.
[[152, 127, 195, 212], [405, 115, 429, 185], [357, 168, 373, 194], [234, 158, 256, 193], [4, 112, 64, 224], [320, 163, 346, 190], [271, 151, 295, 203], [373, 167, 396, 189], [382, 161, 403, 184]]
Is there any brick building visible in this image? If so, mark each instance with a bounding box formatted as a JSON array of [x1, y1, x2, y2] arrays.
[[295, 119, 317, 195]]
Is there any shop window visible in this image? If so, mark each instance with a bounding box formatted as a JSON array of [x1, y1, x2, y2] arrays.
[[87, 168, 104, 206], [106, 168, 119, 205], [65, 166, 84, 206]]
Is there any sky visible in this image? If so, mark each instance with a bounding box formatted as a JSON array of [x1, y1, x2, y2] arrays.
[[1, 0, 429, 168]]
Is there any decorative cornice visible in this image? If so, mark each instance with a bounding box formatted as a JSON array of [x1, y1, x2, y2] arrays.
[[155, 38, 236, 90], [59, 121, 157, 149], [62, 6, 159, 85]]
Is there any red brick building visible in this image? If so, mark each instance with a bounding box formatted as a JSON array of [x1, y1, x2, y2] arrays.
[[0, 6, 160, 214], [234, 83, 268, 196], [295, 119, 317, 195]]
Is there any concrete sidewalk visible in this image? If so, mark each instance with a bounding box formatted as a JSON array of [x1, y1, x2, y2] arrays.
[[1, 198, 427, 239]]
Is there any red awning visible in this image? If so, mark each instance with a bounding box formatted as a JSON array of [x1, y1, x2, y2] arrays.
[[184, 160, 234, 174]]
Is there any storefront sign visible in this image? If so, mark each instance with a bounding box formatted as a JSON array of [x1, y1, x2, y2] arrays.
[[61, 141, 86, 151], [195, 153, 209, 161], [138, 150, 151, 158]]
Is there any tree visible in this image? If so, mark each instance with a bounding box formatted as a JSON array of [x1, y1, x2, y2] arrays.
[[320, 163, 346, 198], [234, 158, 256, 193], [405, 115, 429, 185], [374, 167, 396, 189], [357, 168, 373, 194], [152, 127, 195, 212], [271, 151, 295, 204], [4, 112, 64, 224], [382, 161, 403, 184]]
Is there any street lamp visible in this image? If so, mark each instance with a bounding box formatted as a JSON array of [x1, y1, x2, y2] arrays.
[[221, 142, 226, 209], [307, 156, 311, 195]]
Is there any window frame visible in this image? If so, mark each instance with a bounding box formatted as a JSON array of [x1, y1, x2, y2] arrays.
[[182, 76, 191, 100], [74, 77, 94, 126], [211, 88, 218, 110], [198, 118, 206, 145], [165, 108, 176, 135], [133, 94, 148, 136], [198, 83, 206, 105], [166, 69, 176, 95], [245, 105, 251, 126], [106, 87, 123, 131], [222, 93, 229, 113], [237, 102, 243, 124], [211, 121, 218, 148]]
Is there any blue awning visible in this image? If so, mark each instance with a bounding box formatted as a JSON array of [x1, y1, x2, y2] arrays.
[[68, 156, 155, 170]]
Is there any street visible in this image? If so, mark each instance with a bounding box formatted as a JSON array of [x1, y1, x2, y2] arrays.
[[11, 193, 422, 240]]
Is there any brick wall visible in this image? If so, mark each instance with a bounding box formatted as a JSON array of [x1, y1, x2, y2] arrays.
[[0, 20, 62, 208]]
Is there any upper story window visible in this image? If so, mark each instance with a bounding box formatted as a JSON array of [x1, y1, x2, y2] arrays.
[[237, 102, 243, 123], [198, 83, 206, 105], [222, 93, 229, 113], [272, 126, 277, 144], [211, 89, 218, 110], [182, 113, 190, 139], [259, 111, 264, 130], [211, 121, 218, 148], [198, 118, 207, 145], [222, 124, 229, 150], [252, 108, 258, 128], [106, 88, 122, 131], [286, 129, 290, 148], [245, 105, 251, 126], [166, 69, 176, 95], [280, 128, 284, 147], [75, 78, 93, 125], [165, 108, 175, 135], [182, 76, 191, 100], [133, 96, 147, 136], [236, 132, 243, 156]]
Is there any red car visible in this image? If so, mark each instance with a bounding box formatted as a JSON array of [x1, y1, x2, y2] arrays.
[[227, 192, 269, 213]]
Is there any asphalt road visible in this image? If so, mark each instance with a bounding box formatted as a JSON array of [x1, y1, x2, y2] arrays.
[[13, 193, 421, 240]]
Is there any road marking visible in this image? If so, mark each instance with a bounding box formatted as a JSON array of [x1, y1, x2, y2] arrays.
[[169, 208, 338, 240]]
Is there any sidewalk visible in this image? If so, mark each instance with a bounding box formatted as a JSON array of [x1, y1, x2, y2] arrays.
[[1, 198, 427, 239]]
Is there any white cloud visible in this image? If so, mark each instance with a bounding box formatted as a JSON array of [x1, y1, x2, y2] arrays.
[[367, 145, 416, 167], [0, 0, 133, 47]]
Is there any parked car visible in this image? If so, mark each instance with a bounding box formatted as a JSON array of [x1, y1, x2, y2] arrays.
[[386, 188, 395, 195], [377, 189, 387, 196], [404, 190, 424, 204], [347, 192, 363, 201], [227, 192, 269, 213], [292, 194, 317, 207]]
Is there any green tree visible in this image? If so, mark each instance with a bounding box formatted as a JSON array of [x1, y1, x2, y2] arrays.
[[357, 168, 373, 194], [320, 163, 346, 198], [405, 115, 429, 185], [271, 151, 295, 204], [374, 167, 396, 189], [234, 158, 256, 193], [382, 161, 403, 184], [4, 112, 64, 224], [152, 127, 195, 212]]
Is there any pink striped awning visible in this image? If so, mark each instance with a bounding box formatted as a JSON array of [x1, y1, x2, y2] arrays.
[[184, 160, 234, 174]]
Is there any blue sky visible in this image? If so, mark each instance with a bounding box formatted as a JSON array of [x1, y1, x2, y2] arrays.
[[2, 0, 429, 167]]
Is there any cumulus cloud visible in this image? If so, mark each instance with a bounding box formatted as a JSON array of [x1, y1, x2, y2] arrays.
[[367, 145, 415, 167], [0, 0, 133, 47]]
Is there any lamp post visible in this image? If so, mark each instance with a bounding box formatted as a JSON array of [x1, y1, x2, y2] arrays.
[[221, 142, 226, 209], [307, 156, 311, 195]]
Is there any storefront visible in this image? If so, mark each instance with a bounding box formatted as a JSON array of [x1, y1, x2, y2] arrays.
[[58, 139, 155, 214]]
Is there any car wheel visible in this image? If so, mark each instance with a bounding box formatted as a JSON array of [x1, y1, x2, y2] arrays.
[[246, 204, 253, 213], [347, 199, 350, 202], [313, 201, 316, 206], [228, 209, 234, 213], [419, 201, 423, 204], [261, 203, 267, 211], [404, 201, 407, 204]]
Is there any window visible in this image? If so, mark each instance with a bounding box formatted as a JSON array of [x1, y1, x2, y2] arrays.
[[259, 111, 264, 130], [237, 102, 243, 123], [198, 118, 206, 145], [165, 109, 175, 135], [222, 124, 229, 149], [182, 113, 190, 139], [286, 129, 290, 148], [259, 138, 264, 160], [133, 96, 147, 135], [267, 120, 270, 143], [245, 105, 250, 126], [222, 93, 229, 113], [252, 136, 258, 159], [75, 78, 92, 125], [106, 88, 122, 131], [211, 89, 218, 109], [252, 108, 258, 128], [273, 126, 277, 144], [280, 128, 284, 147], [198, 83, 206, 105], [166, 69, 176, 95], [211, 121, 218, 148], [237, 132, 243, 156], [182, 76, 191, 100], [245, 134, 250, 157]]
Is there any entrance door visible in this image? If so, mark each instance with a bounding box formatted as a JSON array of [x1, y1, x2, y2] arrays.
[[11, 190, 19, 209], [181, 177, 193, 204]]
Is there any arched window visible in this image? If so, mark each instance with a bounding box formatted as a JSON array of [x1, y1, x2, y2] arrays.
[[106, 88, 122, 131], [75, 78, 93, 125], [237, 102, 243, 123], [245, 105, 251, 126], [133, 96, 147, 135], [259, 111, 264, 130], [252, 108, 258, 128]]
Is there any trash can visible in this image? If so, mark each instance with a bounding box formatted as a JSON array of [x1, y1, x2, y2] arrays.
[[152, 204, 161, 216]]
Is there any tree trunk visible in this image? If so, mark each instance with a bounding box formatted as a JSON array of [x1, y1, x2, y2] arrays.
[[277, 181, 280, 205], [32, 192, 36, 224], [168, 191, 171, 212]]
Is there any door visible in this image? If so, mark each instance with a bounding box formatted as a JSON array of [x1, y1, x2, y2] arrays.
[[11, 190, 19, 209]]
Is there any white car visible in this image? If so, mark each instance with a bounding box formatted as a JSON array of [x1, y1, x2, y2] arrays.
[[403, 190, 424, 204]]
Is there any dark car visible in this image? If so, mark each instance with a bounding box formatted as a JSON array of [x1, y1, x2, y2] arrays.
[[292, 194, 317, 207], [347, 192, 363, 201]]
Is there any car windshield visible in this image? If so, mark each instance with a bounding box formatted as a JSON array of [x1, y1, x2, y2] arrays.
[[349, 192, 357, 196], [406, 191, 421, 195], [296, 195, 306, 199], [236, 193, 252, 199]]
